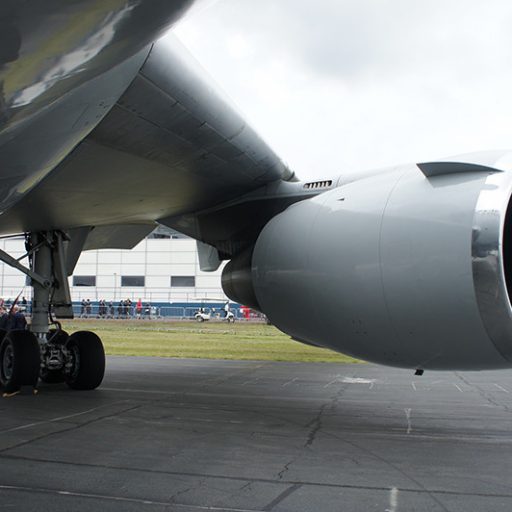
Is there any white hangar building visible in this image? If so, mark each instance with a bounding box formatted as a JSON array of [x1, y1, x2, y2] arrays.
[[0, 227, 228, 304]]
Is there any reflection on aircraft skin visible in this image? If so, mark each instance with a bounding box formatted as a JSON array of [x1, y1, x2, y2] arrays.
[[0, 1, 21, 125], [0, 0, 195, 134], [11, 5, 136, 109]]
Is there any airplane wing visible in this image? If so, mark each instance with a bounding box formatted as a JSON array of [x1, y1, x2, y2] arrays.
[[0, 2, 296, 243]]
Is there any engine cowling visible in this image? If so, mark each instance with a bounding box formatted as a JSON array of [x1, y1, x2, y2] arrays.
[[223, 153, 512, 370]]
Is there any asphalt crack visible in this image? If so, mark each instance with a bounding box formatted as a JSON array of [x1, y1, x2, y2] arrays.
[[277, 459, 295, 480], [304, 403, 327, 448]]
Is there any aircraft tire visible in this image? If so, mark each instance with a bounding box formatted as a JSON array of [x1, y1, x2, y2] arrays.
[[0, 330, 40, 393], [65, 331, 105, 390]]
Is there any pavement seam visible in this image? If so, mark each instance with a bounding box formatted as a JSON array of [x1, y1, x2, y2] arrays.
[[2, 453, 512, 499], [0, 400, 130, 435], [0, 404, 142, 454], [262, 484, 302, 511], [0, 484, 264, 512]]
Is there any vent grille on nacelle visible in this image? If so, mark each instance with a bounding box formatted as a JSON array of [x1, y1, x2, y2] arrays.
[[303, 180, 333, 190]]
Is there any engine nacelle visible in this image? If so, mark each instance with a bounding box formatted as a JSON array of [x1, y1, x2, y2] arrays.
[[224, 153, 512, 370]]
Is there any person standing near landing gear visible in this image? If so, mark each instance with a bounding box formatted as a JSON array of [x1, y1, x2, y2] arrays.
[[0, 305, 27, 331], [0, 304, 30, 397]]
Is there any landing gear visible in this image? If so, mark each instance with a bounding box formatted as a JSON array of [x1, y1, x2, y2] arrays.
[[0, 330, 40, 395], [39, 329, 106, 389], [0, 230, 106, 395]]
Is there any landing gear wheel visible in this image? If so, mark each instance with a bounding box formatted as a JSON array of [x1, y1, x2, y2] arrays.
[[40, 329, 69, 384], [0, 331, 40, 394], [65, 331, 105, 390]]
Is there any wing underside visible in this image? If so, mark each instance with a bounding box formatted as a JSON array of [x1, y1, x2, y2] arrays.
[[0, 34, 295, 246]]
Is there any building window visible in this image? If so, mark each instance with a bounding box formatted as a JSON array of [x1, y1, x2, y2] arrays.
[[121, 276, 145, 287], [171, 276, 195, 287], [73, 276, 96, 287]]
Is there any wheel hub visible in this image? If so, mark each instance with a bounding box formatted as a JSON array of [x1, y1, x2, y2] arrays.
[[2, 344, 13, 380], [67, 345, 80, 379]]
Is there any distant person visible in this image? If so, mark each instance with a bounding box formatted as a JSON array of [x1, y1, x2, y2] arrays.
[[224, 301, 230, 318], [144, 302, 151, 319], [20, 296, 27, 313], [136, 298, 142, 318], [0, 305, 27, 330]]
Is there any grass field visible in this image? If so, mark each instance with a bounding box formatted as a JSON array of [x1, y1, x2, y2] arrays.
[[59, 319, 361, 363]]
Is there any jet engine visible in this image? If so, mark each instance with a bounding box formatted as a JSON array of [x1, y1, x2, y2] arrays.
[[222, 153, 512, 370]]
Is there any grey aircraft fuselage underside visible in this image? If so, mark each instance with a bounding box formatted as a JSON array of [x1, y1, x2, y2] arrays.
[[0, 1, 294, 236]]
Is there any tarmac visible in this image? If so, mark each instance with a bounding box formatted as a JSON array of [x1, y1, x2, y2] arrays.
[[1, 356, 512, 511]]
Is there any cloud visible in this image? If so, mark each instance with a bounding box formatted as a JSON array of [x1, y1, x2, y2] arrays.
[[175, 0, 512, 178]]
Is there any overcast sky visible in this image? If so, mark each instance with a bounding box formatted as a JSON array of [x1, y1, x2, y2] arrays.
[[174, 0, 512, 180]]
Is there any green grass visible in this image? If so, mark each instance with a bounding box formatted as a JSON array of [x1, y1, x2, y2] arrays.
[[59, 319, 361, 363]]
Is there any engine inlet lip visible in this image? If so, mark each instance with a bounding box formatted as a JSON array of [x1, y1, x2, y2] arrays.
[[472, 170, 512, 363]]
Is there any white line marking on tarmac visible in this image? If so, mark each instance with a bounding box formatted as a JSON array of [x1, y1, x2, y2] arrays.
[[341, 377, 375, 384], [385, 487, 399, 512], [494, 384, 509, 393], [282, 377, 298, 387], [242, 378, 259, 386], [453, 384, 463, 393], [324, 376, 376, 388], [102, 387, 177, 395], [0, 402, 127, 434], [0, 484, 260, 511], [411, 382, 417, 391], [404, 408, 412, 434], [323, 379, 339, 388]]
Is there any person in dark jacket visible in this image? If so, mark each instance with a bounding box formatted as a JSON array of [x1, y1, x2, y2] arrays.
[[0, 305, 27, 330]]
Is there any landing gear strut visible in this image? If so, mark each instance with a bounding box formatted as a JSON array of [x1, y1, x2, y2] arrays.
[[0, 230, 105, 395]]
